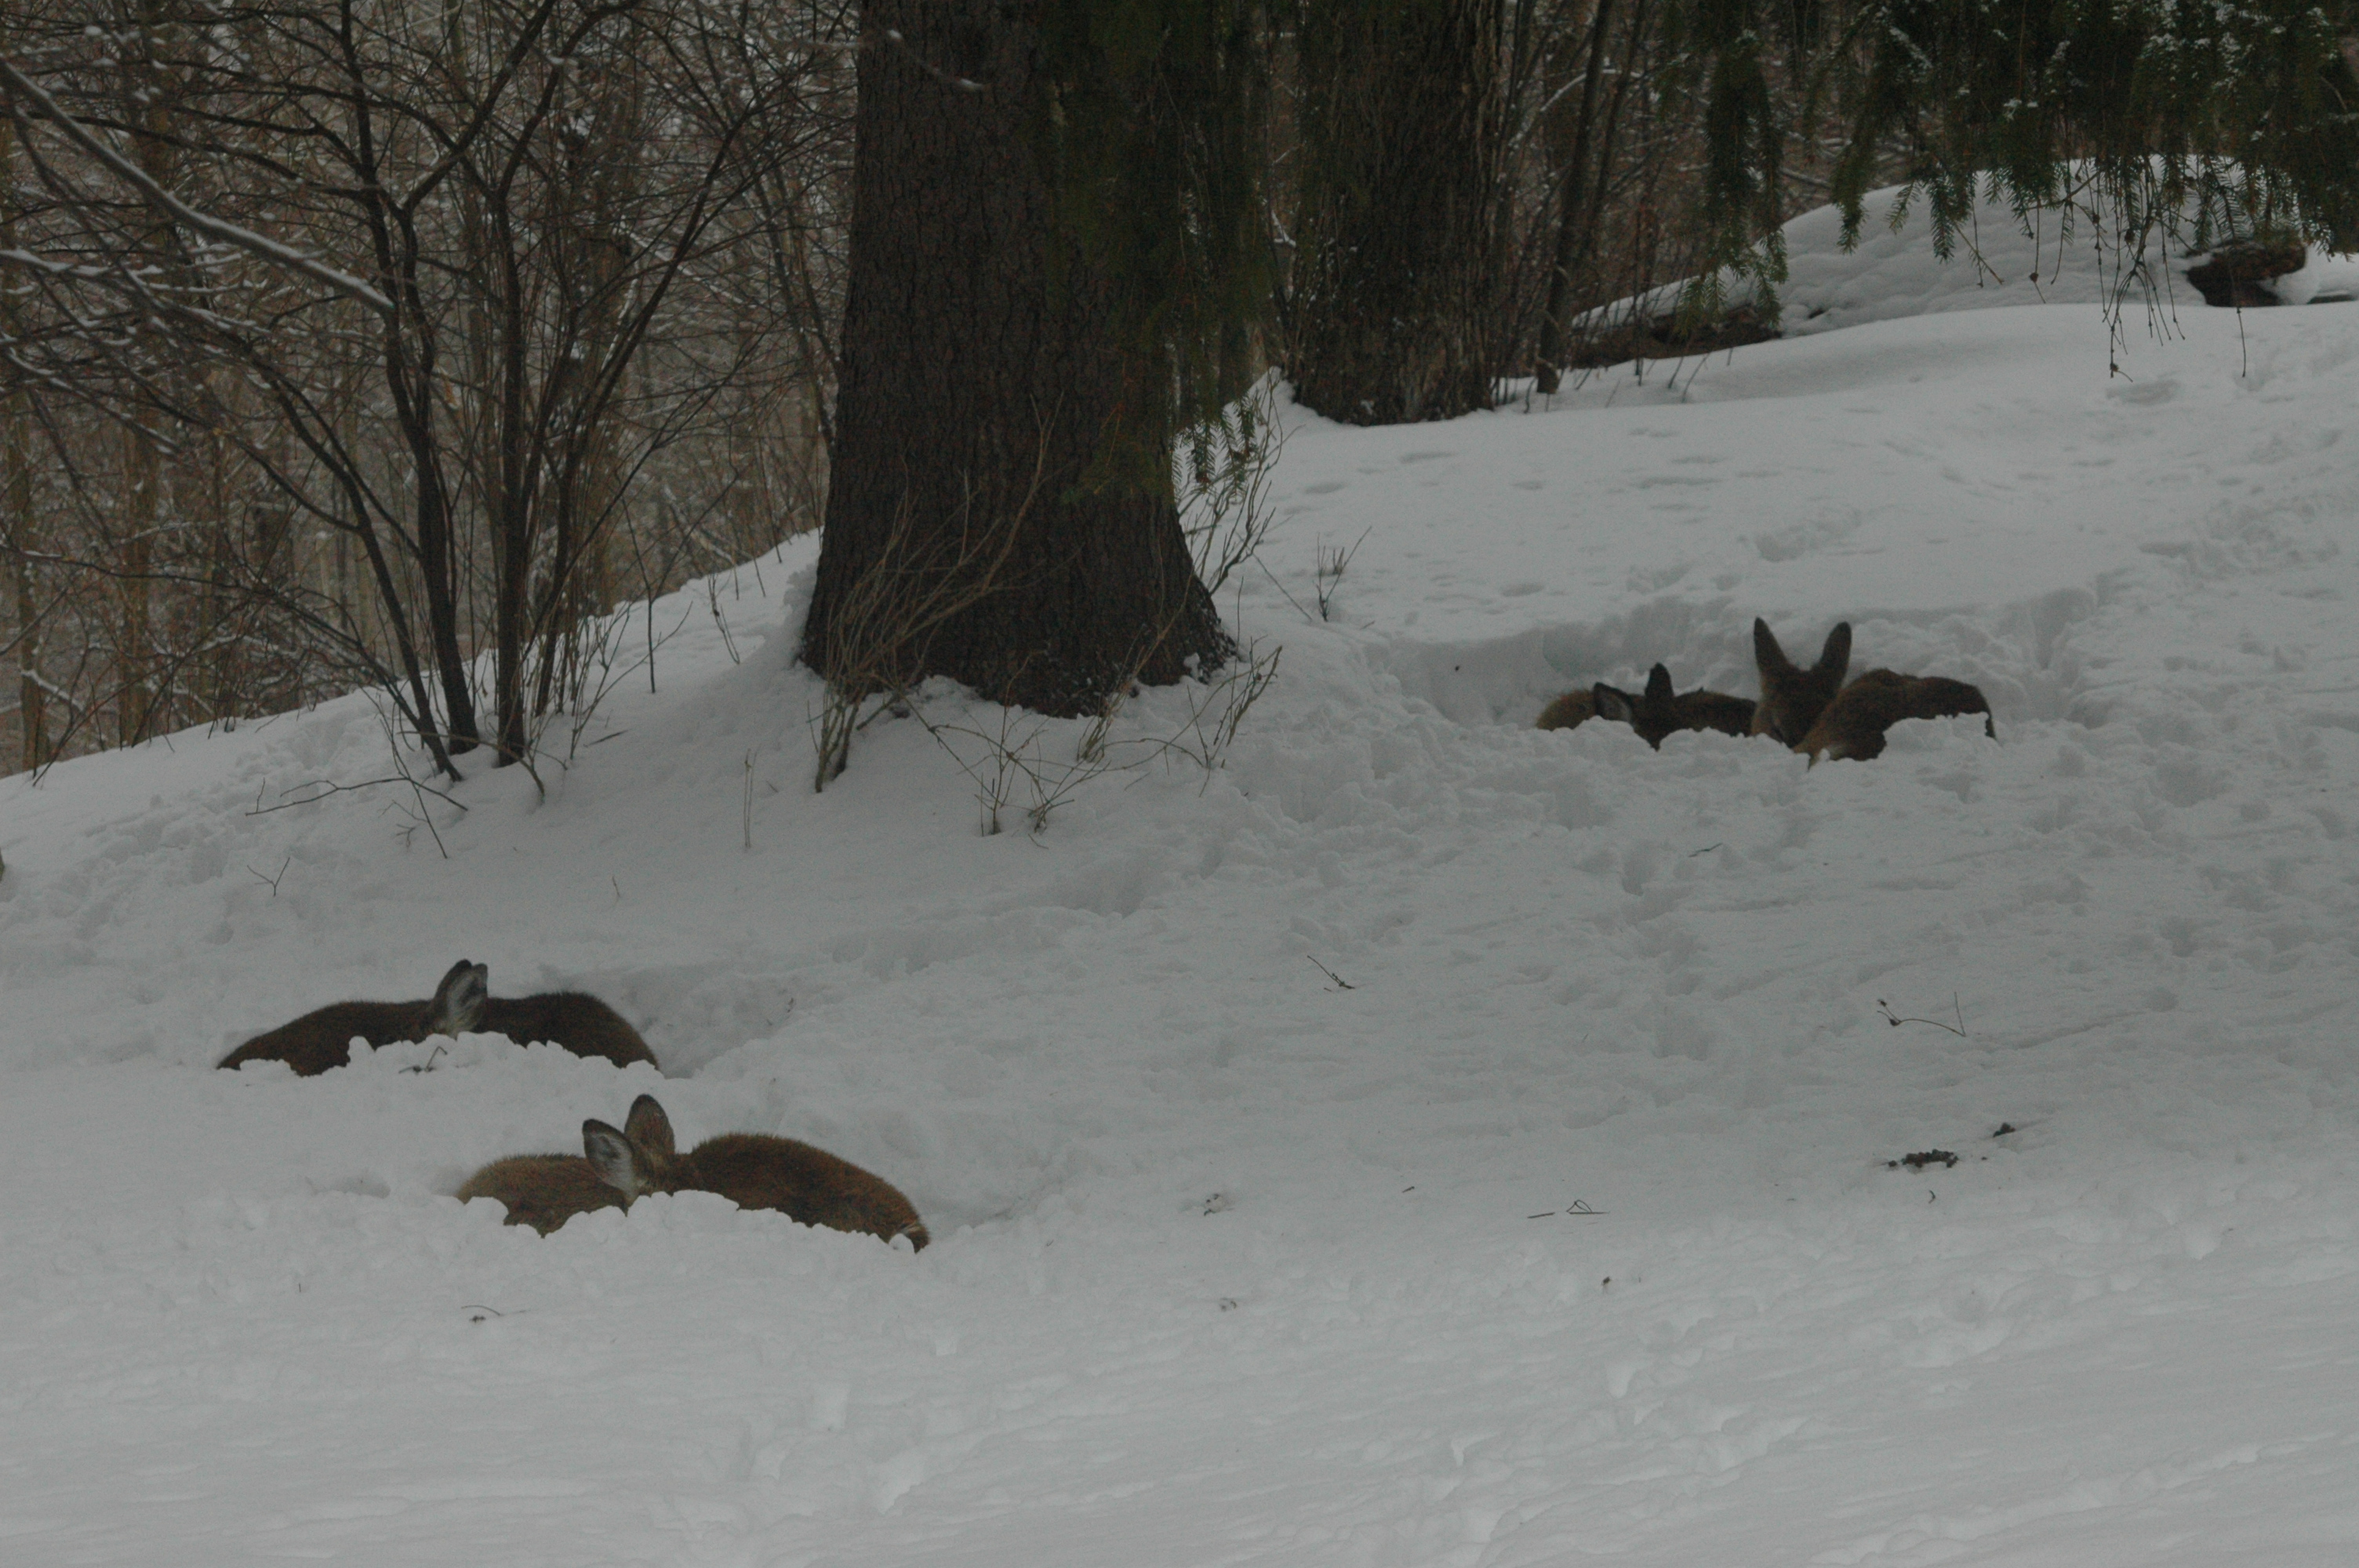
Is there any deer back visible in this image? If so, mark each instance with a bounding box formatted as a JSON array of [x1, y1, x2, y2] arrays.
[[1795, 670, 1994, 762], [478, 992, 659, 1070], [456, 1154, 624, 1234]]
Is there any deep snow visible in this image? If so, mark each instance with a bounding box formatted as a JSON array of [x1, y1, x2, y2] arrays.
[[2, 198, 2357, 1566]]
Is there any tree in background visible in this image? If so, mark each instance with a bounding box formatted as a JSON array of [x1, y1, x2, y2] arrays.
[[2, 1, 845, 776], [0, 103, 42, 770], [8, 0, 2356, 782], [1528, 0, 1630, 394], [1284, 0, 1505, 424], [801, 1, 1270, 738]]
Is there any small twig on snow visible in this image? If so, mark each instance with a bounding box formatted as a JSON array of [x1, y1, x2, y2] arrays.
[[742, 749, 758, 851], [1306, 955, 1355, 991], [252, 775, 466, 815], [1877, 993, 1967, 1036]]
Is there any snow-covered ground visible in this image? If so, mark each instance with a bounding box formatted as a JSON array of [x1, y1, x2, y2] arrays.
[[3, 207, 2357, 1566]]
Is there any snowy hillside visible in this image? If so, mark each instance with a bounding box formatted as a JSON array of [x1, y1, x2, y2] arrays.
[[2, 233, 2357, 1563], [1587, 175, 2359, 339]]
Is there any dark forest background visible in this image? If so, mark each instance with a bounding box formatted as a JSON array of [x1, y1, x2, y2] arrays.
[[5, 2, 2352, 771]]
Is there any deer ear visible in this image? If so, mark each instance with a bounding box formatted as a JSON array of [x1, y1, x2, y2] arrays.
[[623, 1095, 675, 1162], [583, 1120, 646, 1196], [430, 960, 489, 1035], [1753, 619, 1790, 673], [1817, 622, 1852, 677], [1645, 665, 1674, 704], [1591, 683, 1636, 724]]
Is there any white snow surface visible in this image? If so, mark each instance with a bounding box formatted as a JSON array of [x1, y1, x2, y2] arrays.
[[5, 241, 2359, 1568]]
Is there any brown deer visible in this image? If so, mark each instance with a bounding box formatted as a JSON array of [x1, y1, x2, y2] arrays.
[[218, 960, 659, 1074], [1791, 670, 1995, 762], [580, 1094, 929, 1249], [1749, 619, 1852, 745], [1590, 664, 1756, 748]]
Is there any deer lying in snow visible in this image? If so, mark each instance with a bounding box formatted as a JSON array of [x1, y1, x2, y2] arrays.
[[1539, 665, 1753, 747], [218, 960, 658, 1074], [460, 1094, 928, 1249]]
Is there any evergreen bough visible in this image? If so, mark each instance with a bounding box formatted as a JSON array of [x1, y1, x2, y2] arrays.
[[1690, 0, 2359, 318]]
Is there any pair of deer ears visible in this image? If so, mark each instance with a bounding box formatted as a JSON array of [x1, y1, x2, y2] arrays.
[[1754, 619, 1852, 677], [583, 1095, 675, 1196], [1592, 664, 1678, 723]]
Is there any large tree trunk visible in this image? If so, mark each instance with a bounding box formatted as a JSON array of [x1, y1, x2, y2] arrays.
[[117, 412, 160, 746], [1287, 0, 1503, 426], [116, 0, 180, 746], [0, 113, 42, 771], [1532, 0, 1622, 395], [3, 420, 33, 770], [801, 0, 1230, 720]]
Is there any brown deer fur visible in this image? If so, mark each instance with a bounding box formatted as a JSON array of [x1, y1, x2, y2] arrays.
[[1534, 688, 1596, 731], [476, 991, 657, 1070], [582, 1095, 929, 1250], [1792, 670, 1995, 762], [1590, 664, 1756, 749], [456, 1154, 625, 1234]]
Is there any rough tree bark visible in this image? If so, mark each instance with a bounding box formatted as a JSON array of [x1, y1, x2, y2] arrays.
[[1287, 0, 1503, 426], [0, 111, 43, 769], [1532, 0, 1621, 394], [801, 0, 1231, 720], [114, 0, 180, 746]]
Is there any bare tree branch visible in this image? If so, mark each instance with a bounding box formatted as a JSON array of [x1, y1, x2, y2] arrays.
[[0, 53, 394, 314]]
